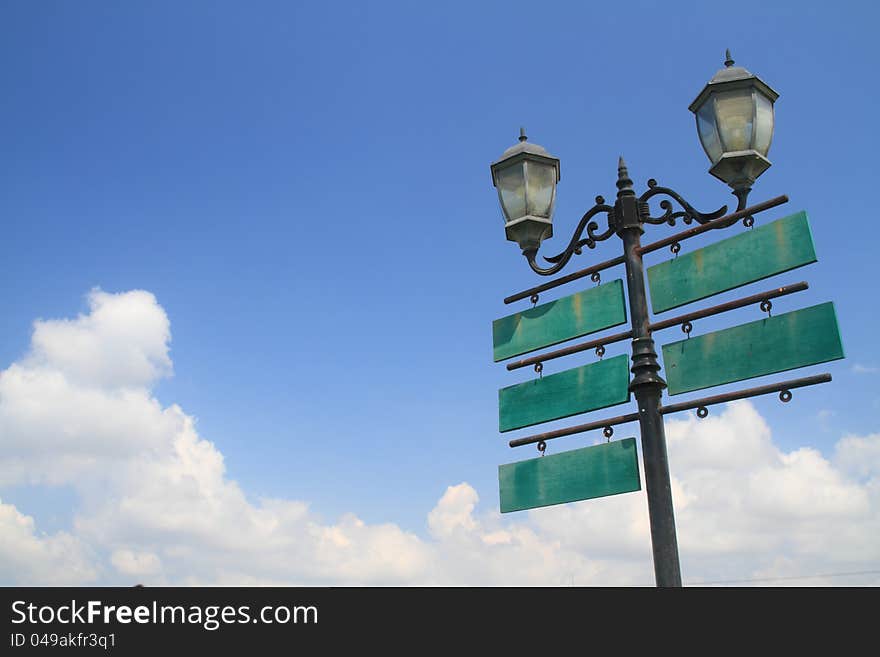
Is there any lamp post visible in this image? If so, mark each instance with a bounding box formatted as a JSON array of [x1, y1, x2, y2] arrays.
[[490, 53, 778, 587]]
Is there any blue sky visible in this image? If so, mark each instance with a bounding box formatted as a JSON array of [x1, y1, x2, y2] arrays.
[[0, 1, 878, 585]]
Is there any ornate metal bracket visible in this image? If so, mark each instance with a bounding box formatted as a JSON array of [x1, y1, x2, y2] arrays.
[[525, 178, 733, 276], [525, 198, 614, 275], [638, 179, 728, 226]]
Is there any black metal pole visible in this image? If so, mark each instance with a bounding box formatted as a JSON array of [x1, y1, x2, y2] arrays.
[[614, 157, 682, 587]]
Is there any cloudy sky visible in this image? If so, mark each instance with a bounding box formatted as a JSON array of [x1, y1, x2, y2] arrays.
[[1, 1, 878, 586]]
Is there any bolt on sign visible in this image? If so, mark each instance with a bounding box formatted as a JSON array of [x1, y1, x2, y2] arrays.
[[647, 211, 817, 313], [663, 302, 844, 395], [492, 280, 626, 362], [499, 439, 641, 513], [498, 354, 630, 432]]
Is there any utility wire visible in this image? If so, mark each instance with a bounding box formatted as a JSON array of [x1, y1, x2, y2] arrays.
[[686, 569, 880, 586]]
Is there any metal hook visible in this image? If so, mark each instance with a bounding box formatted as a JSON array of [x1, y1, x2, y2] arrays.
[[603, 426, 614, 443], [682, 321, 693, 338], [760, 299, 772, 317], [595, 344, 605, 360], [530, 293, 539, 307], [743, 215, 754, 229], [534, 362, 543, 379], [670, 242, 681, 258], [697, 406, 709, 418], [537, 440, 547, 456], [591, 272, 601, 286]]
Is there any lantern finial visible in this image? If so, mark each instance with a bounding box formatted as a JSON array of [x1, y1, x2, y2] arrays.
[[724, 49, 734, 67], [616, 156, 634, 198]]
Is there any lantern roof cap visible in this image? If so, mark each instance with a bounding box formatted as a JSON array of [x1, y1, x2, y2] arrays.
[[689, 50, 779, 113], [493, 128, 558, 163], [491, 128, 560, 185], [709, 49, 755, 83]]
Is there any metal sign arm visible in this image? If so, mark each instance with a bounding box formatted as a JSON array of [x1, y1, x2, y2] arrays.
[[507, 372, 833, 449]]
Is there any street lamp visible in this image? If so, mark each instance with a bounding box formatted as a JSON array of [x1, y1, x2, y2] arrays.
[[490, 127, 561, 256], [489, 52, 779, 587], [690, 49, 779, 211]]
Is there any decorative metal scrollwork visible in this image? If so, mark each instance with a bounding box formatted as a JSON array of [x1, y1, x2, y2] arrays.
[[525, 200, 615, 275], [639, 179, 728, 227], [525, 179, 733, 275], [543, 204, 614, 258]]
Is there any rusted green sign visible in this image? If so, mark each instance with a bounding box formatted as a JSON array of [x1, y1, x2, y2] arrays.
[[499, 438, 641, 513], [498, 354, 630, 432], [662, 301, 844, 395], [648, 211, 817, 313], [492, 280, 627, 362]]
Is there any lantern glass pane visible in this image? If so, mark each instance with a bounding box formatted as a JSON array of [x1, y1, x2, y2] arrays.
[[753, 91, 774, 156], [715, 88, 754, 153], [525, 161, 556, 218], [496, 162, 526, 222], [697, 101, 723, 163]]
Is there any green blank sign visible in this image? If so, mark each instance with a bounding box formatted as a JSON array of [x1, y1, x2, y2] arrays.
[[647, 211, 817, 313], [492, 280, 627, 362], [499, 438, 641, 513], [498, 354, 630, 432], [662, 302, 844, 395]]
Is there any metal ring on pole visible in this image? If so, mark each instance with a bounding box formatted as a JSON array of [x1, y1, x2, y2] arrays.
[[591, 271, 601, 285], [595, 344, 605, 359], [603, 426, 614, 441], [696, 406, 709, 418], [682, 321, 693, 337], [760, 299, 772, 316], [537, 440, 547, 455], [670, 242, 681, 257], [534, 362, 543, 378], [530, 293, 539, 306], [779, 390, 792, 403]]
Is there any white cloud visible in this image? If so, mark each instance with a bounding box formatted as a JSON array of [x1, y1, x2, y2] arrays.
[[665, 406, 880, 582], [851, 364, 878, 374], [427, 483, 479, 538], [834, 433, 880, 480], [27, 288, 171, 389], [0, 499, 97, 585], [0, 289, 878, 586], [110, 549, 162, 577]]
